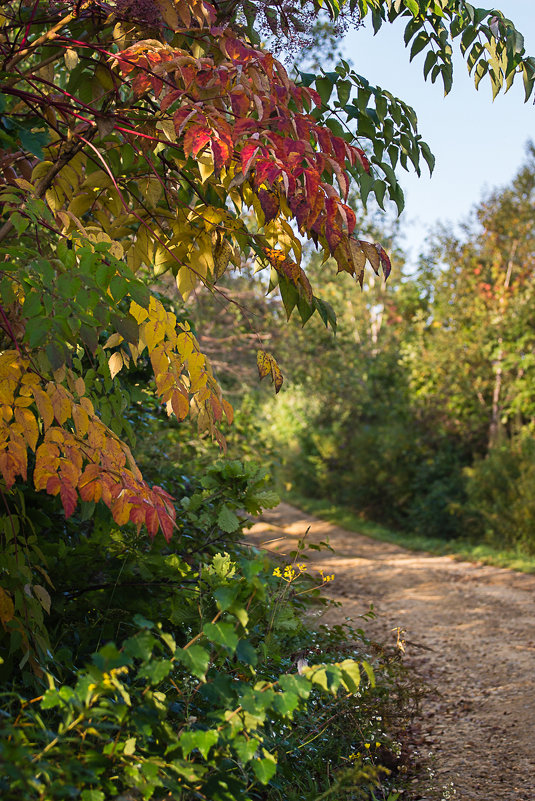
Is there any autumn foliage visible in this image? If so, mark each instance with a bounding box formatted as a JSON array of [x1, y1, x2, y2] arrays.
[[0, 0, 399, 538]]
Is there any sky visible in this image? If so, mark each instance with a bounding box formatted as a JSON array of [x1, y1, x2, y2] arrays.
[[343, 2, 535, 268]]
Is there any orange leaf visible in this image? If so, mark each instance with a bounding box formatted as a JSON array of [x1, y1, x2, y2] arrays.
[[171, 389, 189, 421], [60, 479, 78, 518], [78, 464, 103, 503], [222, 399, 234, 425], [183, 124, 211, 159], [112, 492, 132, 526]]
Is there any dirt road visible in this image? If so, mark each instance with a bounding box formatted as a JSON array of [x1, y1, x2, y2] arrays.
[[248, 503, 535, 801]]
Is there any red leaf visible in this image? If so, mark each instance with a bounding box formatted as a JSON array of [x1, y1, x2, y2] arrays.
[[325, 220, 343, 254], [145, 506, 159, 537], [316, 126, 333, 155], [160, 89, 182, 113], [331, 136, 347, 165], [241, 142, 260, 176], [308, 88, 322, 107], [377, 244, 392, 279], [132, 72, 152, 98], [341, 203, 357, 234], [211, 138, 231, 171], [157, 507, 175, 542], [304, 169, 320, 205], [234, 119, 257, 138], [183, 125, 211, 158], [230, 89, 250, 117]]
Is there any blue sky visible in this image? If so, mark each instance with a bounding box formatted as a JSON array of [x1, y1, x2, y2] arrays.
[[343, 2, 535, 267]]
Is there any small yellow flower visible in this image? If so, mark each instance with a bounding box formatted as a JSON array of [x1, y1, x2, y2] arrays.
[[272, 567, 282, 577]]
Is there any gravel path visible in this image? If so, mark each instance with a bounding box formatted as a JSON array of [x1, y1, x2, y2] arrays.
[[247, 503, 535, 801]]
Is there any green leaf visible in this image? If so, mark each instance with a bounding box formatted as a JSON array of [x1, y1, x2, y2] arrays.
[[252, 751, 277, 784], [404, 0, 419, 18], [22, 291, 42, 319], [336, 79, 352, 107], [236, 638, 258, 667], [315, 77, 333, 106], [177, 644, 210, 680], [273, 690, 299, 717], [180, 729, 218, 759], [41, 688, 61, 709], [11, 212, 30, 235], [217, 505, 240, 533], [361, 660, 375, 687], [410, 31, 429, 62], [110, 274, 129, 302], [340, 659, 361, 692], [124, 631, 157, 661], [137, 658, 172, 684], [203, 621, 239, 654], [278, 674, 311, 699], [81, 792, 105, 801], [233, 735, 259, 763]]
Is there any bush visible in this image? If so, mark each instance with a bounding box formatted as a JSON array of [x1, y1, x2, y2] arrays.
[[1, 459, 414, 801], [464, 433, 535, 554]]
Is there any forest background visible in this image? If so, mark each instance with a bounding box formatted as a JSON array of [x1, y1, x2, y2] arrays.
[[0, 1, 534, 800]]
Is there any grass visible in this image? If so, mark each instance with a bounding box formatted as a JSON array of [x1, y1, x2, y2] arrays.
[[286, 492, 535, 574]]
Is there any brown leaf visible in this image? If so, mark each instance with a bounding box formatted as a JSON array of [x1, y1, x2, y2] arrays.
[[358, 240, 381, 275], [0, 587, 15, 625]]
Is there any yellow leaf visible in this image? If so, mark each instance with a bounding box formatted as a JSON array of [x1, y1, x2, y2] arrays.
[[64, 48, 79, 69], [74, 377, 85, 397], [176, 331, 194, 358], [176, 266, 197, 299], [257, 349, 271, 380], [14, 407, 39, 451], [156, 118, 177, 142], [72, 404, 89, 438], [154, 0, 179, 28], [49, 386, 71, 425], [130, 301, 149, 324], [104, 332, 124, 349], [142, 318, 166, 353], [108, 352, 124, 380], [80, 396, 95, 416], [198, 151, 215, 184], [358, 240, 381, 276], [150, 346, 169, 379]]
